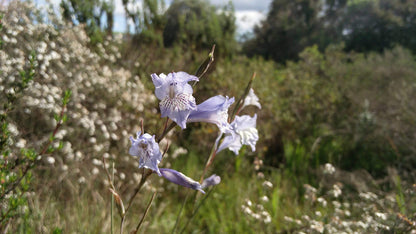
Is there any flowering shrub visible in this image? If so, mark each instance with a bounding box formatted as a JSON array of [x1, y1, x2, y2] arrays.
[[1, 0, 159, 183], [281, 164, 416, 233], [1, 2, 262, 231], [0, 7, 72, 228], [0, 2, 157, 229]]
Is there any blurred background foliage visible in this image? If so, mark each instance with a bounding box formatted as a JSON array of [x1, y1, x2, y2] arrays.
[[2, 0, 416, 232]]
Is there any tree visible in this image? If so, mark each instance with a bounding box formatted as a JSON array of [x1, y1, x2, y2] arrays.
[[243, 0, 323, 63], [61, 0, 114, 44], [122, 0, 165, 33], [342, 0, 416, 54], [162, 0, 237, 56], [244, 0, 416, 62], [121, 0, 166, 45], [318, 0, 349, 47]]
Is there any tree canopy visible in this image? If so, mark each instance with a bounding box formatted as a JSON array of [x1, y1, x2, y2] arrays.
[[243, 0, 416, 63], [163, 0, 236, 55], [61, 0, 115, 44]]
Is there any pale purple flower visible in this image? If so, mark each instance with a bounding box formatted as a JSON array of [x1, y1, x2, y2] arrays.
[[217, 114, 259, 155], [129, 132, 162, 176], [201, 174, 221, 189], [242, 88, 261, 109], [151, 72, 199, 129], [187, 95, 235, 132], [159, 168, 205, 193]]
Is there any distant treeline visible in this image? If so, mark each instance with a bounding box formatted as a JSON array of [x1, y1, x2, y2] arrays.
[[60, 0, 416, 62], [244, 0, 416, 63]]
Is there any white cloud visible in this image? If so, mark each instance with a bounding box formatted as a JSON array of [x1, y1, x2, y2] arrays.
[[235, 10, 265, 34], [209, 0, 271, 11], [114, 0, 143, 15], [114, 0, 125, 15]]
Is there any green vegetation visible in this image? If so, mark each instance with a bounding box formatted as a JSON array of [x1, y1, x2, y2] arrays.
[[163, 0, 236, 55], [244, 0, 416, 63], [1, 0, 416, 233]]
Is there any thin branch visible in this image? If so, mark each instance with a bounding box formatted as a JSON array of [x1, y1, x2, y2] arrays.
[[171, 191, 190, 234], [199, 133, 221, 183], [194, 44, 216, 82], [162, 142, 170, 158], [111, 162, 114, 234], [179, 189, 214, 234], [125, 169, 152, 214], [134, 192, 157, 234], [102, 157, 116, 190], [230, 72, 256, 122], [0, 97, 69, 200], [157, 122, 176, 143]]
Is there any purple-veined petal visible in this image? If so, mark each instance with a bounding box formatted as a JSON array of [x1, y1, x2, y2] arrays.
[[187, 95, 234, 132], [129, 131, 162, 176], [151, 73, 165, 87], [201, 174, 221, 189], [151, 72, 198, 129], [173, 71, 199, 83], [160, 107, 193, 129], [160, 168, 205, 194]]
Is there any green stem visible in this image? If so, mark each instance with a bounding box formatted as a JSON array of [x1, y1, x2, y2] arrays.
[[111, 162, 114, 234], [171, 191, 190, 234], [199, 133, 221, 183], [179, 189, 214, 234], [134, 192, 157, 233], [125, 170, 152, 214], [230, 72, 256, 121], [157, 121, 176, 143]]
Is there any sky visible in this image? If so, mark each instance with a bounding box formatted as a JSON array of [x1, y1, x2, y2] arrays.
[[220, 0, 272, 35], [113, 0, 272, 35], [31, 0, 272, 35]]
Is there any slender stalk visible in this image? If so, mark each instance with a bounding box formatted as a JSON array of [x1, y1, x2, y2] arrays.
[[140, 119, 144, 134], [134, 192, 157, 234], [157, 121, 176, 143], [125, 169, 152, 214], [120, 216, 125, 234], [199, 134, 221, 183], [119, 169, 151, 233], [171, 191, 190, 234], [179, 189, 214, 234], [103, 157, 127, 234], [230, 72, 256, 121], [111, 163, 114, 234], [162, 142, 170, 158], [102, 157, 116, 190], [194, 44, 216, 82]]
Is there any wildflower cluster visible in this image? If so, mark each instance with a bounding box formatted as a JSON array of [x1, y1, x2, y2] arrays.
[[242, 199, 272, 224], [102, 47, 261, 232], [283, 163, 416, 233], [127, 71, 260, 193]]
